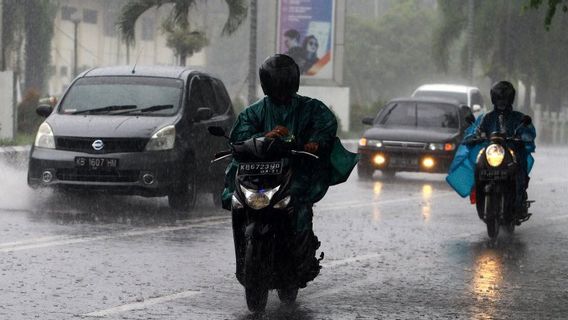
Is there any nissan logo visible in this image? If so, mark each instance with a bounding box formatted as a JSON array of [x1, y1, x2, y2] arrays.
[[92, 140, 104, 151]]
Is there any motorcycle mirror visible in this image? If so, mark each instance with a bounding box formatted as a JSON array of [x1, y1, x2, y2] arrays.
[[208, 126, 226, 137], [465, 114, 475, 126]]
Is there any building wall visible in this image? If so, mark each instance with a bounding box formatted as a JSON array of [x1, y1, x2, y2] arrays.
[[48, 0, 205, 95]]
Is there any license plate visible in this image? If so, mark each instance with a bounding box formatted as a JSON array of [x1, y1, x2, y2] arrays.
[[238, 161, 282, 175], [75, 157, 119, 170], [480, 169, 507, 181], [389, 157, 418, 167]]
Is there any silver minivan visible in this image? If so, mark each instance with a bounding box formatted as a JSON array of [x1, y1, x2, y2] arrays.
[[412, 84, 486, 116]]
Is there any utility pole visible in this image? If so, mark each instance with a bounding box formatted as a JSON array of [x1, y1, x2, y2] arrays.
[[467, 0, 475, 83], [0, 0, 3, 70], [247, 0, 258, 104], [71, 14, 81, 77]]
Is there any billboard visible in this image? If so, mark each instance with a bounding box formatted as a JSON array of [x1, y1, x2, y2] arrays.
[[277, 0, 335, 79]]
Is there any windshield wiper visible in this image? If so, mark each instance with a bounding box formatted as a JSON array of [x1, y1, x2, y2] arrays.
[[112, 104, 174, 115], [72, 105, 137, 115]]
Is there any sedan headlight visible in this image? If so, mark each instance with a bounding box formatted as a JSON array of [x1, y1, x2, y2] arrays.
[[485, 144, 505, 167], [34, 122, 55, 149], [428, 143, 456, 151], [240, 185, 280, 210], [359, 138, 382, 148], [145, 125, 175, 151]]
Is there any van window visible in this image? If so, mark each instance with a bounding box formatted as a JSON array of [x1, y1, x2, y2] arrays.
[[211, 79, 232, 115], [188, 77, 231, 116]]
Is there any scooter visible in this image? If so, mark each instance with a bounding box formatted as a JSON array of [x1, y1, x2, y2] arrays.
[[471, 115, 533, 239], [209, 126, 320, 312]]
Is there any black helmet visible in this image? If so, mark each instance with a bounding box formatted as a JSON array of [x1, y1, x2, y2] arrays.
[[490, 81, 515, 110], [259, 54, 300, 101]]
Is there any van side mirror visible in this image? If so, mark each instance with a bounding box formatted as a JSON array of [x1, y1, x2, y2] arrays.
[[194, 107, 214, 122], [362, 117, 374, 126], [36, 104, 54, 117], [472, 104, 482, 113]]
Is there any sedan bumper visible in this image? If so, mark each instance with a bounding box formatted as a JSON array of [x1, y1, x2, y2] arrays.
[[27, 147, 185, 196], [358, 146, 454, 173]]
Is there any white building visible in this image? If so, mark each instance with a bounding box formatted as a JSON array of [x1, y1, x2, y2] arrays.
[[48, 0, 206, 95]]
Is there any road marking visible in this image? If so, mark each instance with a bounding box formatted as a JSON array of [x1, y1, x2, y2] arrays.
[[319, 192, 454, 212], [0, 216, 230, 253], [82, 290, 202, 317], [321, 253, 382, 268], [546, 214, 568, 221]]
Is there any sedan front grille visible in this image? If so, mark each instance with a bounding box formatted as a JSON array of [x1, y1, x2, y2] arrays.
[[383, 141, 427, 149], [56, 169, 140, 183], [56, 137, 148, 154]]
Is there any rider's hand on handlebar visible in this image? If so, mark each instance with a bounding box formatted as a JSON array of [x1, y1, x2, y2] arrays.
[[265, 125, 289, 139], [304, 142, 319, 154]]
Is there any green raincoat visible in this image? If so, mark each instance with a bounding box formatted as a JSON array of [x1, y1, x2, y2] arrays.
[[222, 94, 359, 230]]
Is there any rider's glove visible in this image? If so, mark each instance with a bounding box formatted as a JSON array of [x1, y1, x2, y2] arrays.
[[304, 142, 319, 154], [265, 125, 289, 139]]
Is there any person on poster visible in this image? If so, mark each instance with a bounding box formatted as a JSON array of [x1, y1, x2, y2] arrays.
[[283, 29, 307, 71], [301, 35, 320, 74]]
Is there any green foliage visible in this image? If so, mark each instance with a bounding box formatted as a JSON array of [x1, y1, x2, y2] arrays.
[[345, 1, 439, 106], [525, 0, 568, 29], [24, 0, 57, 94], [117, 0, 248, 65], [17, 89, 43, 135], [435, 0, 568, 112]]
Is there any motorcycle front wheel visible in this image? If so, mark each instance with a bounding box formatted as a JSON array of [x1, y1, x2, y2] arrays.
[[277, 287, 298, 304], [244, 240, 270, 312], [484, 194, 500, 239]]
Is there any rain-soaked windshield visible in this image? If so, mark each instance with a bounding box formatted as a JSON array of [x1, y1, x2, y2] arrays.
[[380, 102, 459, 129], [58, 77, 183, 116]]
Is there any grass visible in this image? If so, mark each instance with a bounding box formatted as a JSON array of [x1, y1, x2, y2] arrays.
[[0, 133, 35, 147]]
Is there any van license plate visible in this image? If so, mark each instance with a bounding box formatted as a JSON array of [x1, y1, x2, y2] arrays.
[[75, 157, 119, 169], [239, 162, 282, 175]]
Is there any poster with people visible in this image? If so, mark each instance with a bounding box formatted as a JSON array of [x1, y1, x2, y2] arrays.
[[278, 0, 335, 79]]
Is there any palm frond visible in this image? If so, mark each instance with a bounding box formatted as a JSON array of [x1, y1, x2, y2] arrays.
[[117, 0, 172, 45], [222, 0, 249, 36]]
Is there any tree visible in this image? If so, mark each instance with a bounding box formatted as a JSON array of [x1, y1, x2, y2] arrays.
[[117, 0, 248, 65], [525, 0, 568, 29], [345, 0, 439, 105], [434, 0, 568, 112]]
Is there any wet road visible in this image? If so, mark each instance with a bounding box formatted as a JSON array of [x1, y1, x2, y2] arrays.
[[0, 147, 567, 319]]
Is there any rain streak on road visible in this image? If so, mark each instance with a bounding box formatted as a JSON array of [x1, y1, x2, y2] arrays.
[[0, 146, 567, 319]]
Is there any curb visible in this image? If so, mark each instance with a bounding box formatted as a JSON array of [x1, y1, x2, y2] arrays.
[[0, 145, 31, 154]]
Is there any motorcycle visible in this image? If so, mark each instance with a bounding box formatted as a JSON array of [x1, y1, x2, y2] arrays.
[[208, 126, 321, 312], [470, 115, 533, 239]]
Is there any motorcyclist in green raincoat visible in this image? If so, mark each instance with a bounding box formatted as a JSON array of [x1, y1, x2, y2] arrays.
[[222, 54, 358, 286]]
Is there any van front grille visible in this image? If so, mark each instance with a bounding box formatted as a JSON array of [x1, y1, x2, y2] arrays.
[[56, 137, 148, 154]]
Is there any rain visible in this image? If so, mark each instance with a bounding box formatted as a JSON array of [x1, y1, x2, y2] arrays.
[[1, 0, 568, 319]]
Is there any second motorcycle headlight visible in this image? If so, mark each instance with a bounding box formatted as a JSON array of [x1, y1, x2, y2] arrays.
[[485, 144, 505, 167], [240, 185, 280, 210]]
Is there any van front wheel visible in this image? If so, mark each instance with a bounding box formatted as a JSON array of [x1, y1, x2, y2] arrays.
[[168, 172, 197, 211]]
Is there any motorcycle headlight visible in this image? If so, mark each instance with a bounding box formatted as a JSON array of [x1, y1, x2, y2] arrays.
[[145, 125, 175, 151], [34, 122, 55, 149], [240, 185, 280, 210], [485, 144, 505, 167]]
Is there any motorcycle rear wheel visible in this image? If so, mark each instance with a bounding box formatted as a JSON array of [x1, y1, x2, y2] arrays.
[[277, 287, 298, 304]]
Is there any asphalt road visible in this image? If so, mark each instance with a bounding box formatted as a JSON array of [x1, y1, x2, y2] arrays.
[[0, 147, 567, 319]]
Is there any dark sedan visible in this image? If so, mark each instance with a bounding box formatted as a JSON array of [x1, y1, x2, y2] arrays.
[[357, 97, 473, 179]]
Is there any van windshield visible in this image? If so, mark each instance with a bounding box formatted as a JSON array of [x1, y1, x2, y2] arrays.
[[58, 76, 184, 116]]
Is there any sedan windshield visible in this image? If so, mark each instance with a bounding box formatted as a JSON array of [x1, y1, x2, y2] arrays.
[[379, 102, 459, 129], [58, 76, 183, 116]]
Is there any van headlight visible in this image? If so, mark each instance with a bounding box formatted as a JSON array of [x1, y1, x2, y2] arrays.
[[240, 185, 280, 210], [34, 122, 55, 149], [485, 144, 505, 167], [145, 125, 175, 151]]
